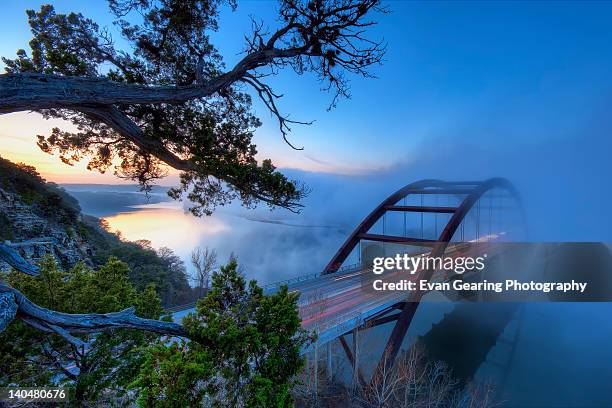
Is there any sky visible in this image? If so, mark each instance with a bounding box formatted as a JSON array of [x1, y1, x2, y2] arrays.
[[3, 5, 612, 402], [1, 0, 612, 240]]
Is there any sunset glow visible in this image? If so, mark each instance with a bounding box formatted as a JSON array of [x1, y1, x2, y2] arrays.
[[103, 204, 229, 250], [0, 111, 373, 184], [0, 112, 128, 184]]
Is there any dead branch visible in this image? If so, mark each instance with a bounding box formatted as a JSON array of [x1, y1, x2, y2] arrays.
[[0, 283, 188, 350], [0, 242, 40, 276]]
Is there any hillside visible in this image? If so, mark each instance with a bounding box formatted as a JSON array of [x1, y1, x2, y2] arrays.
[[0, 156, 195, 306], [0, 157, 94, 268]]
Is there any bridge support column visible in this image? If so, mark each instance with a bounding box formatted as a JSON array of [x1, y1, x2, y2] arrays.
[[326, 342, 332, 382], [376, 301, 419, 379], [339, 334, 366, 386], [313, 342, 318, 397], [351, 327, 359, 389]]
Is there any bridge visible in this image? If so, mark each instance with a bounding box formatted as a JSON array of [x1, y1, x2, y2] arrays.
[[171, 178, 524, 385]]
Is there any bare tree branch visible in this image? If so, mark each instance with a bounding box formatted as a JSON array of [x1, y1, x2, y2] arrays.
[[190, 246, 217, 298], [0, 283, 188, 348], [0, 242, 40, 276], [0, 240, 190, 345], [242, 74, 313, 150]]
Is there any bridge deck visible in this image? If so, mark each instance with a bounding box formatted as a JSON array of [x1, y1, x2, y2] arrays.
[[169, 178, 520, 364], [171, 264, 431, 352], [171, 241, 495, 353]]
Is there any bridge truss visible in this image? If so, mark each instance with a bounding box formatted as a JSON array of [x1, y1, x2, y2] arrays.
[[322, 178, 523, 383], [168, 178, 524, 386]]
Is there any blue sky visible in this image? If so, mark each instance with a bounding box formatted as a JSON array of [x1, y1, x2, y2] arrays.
[[2, 1, 612, 175], [1, 1, 612, 240]]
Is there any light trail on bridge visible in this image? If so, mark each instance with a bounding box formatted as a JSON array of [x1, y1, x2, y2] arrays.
[[171, 178, 524, 376]]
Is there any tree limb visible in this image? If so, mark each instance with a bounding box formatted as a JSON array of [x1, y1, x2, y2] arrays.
[[77, 105, 194, 171], [0, 0, 383, 213], [0, 242, 40, 276], [0, 283, 188, 347], [0, 247, 189, 347], [0, 44, 310, 115], [78, 105, 305, 210]]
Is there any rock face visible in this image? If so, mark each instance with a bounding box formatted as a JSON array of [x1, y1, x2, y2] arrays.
[[0, 187, 94, 271], [0, 292, 17, 331]]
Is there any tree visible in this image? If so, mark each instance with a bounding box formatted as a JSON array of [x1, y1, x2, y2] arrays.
[[357, 344, 497, 408], [92, 237, 195, 307], [1, 0, 385, 215], [190, 246, 218, 297], [0, 0, 385, 367], [132, 259, 311, 407], [0, 256, 166, 406]]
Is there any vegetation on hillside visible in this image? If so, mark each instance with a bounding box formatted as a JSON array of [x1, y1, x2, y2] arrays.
[[132, 258, 310, 407], [0, 256, 164, 406], [0, 155, 195, 307], [85, 222, 196, 307], [0, 155, 81, 231]]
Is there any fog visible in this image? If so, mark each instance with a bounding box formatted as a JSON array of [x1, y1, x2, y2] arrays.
[[68, 95, 612, 407]]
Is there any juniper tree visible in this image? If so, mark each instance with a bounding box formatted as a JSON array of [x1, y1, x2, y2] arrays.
[[0, 0, 384, 361], [132, 259, 310, 407], [1, 0, 385, 215], [0, 257, 165, 406]]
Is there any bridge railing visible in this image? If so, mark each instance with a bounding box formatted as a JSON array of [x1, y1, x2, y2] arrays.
[[167, 262, 363, 314], [261, 262, 362, 293]]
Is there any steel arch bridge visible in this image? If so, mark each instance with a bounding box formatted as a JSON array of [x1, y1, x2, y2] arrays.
[[324, 178, 520, 274], [171, 178, 523, 384], [320, 177, 522, 379]]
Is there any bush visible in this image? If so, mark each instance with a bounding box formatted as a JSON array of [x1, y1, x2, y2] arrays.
[[132, 259, 311, 407]]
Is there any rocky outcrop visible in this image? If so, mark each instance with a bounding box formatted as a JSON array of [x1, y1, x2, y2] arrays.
[[0, 291, 17, 331], [0, 187, 94, 271]]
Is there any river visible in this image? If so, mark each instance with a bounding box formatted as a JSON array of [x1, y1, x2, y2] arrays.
[[66, 184, 612, 407]]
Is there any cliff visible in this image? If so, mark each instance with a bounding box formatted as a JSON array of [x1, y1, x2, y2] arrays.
[[0, 156, 196, 306], [0, 158, 95, 271], [0, 187, 95, 270]]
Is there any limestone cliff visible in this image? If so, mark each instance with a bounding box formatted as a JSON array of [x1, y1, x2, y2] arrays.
[[0, 158, 95, 271]]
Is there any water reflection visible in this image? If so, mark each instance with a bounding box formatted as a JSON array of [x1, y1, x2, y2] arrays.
[[104, 203, 229, 251], [102, 201, 350, 285]]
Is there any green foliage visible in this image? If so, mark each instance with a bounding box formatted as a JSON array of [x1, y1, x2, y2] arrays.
[[0, 256, 164, 405], [132, 259, 310, 407], [88, 232, 195, 307], [3, 1, 306, 214], [133, 342, 212, 408]]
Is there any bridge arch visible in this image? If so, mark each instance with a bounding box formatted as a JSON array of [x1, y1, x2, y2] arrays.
[[322, 178, 523, 379], [324, 177, 522, 274]]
